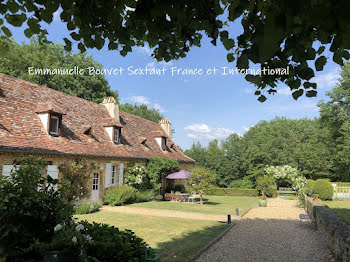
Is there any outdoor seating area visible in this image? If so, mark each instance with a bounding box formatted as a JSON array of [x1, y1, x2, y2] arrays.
[[164, 191, 198, 203]]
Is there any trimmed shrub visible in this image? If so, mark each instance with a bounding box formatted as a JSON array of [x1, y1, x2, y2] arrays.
[[80, 221, 148, 261], [104, 186, 138, 206], [74, 201, 101, 214], [313, 179, 334, 200], [204, 187, 259, 197], [228, 179, 254, 189], [135, 190, 153, 202], [154, 195, 163, 201], [266, 185, 277, 198]]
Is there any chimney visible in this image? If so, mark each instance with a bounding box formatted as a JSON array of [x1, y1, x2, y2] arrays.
[[101, 97, 119, 120], [159, 119, 172, 138]]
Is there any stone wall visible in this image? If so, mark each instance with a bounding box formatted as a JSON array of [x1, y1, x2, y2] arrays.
[[304, 196, 350, 261]]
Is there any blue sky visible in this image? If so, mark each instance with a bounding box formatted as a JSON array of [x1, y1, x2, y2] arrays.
[[7, 11, 341, 149]]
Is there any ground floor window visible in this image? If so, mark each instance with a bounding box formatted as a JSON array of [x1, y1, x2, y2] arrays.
[[92, 173, 99, 190]]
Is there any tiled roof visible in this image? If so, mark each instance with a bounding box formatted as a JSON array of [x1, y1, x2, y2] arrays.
[[0, 74, 194, 163]]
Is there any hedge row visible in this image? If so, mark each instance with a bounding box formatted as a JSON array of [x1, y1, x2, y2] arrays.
[[203, 187, 259, 197]]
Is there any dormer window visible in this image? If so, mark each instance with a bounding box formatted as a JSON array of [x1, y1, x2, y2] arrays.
[[161, 137, 167, 151], [113, 127, 120, 144], [49, 114, 60, 135]]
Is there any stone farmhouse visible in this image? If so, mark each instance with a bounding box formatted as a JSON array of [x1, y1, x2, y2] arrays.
[[0, 74, 194, 200]]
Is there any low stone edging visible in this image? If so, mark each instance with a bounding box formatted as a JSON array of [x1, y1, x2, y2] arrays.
[[304, 196, 350, 261], [187, 223, 234, 262]]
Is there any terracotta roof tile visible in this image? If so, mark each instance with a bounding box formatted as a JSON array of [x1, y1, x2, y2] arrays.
[[0, 74, 194, 163]]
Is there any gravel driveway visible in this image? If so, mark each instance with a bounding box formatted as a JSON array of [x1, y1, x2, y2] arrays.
[[194, 198, 333, 262]]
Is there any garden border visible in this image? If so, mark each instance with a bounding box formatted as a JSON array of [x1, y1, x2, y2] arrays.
[[304, 196, 350, 261], [187, 223, 234, 262]]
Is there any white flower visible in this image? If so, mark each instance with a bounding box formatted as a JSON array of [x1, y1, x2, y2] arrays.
[[83, 234, 93, 242], [54, 224, 62, 232], [72, 236, 77, 243], [75, 224, 84, 231]]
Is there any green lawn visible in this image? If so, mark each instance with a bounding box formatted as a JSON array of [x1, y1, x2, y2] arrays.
[[323, 200, 350, 224], [128, 195, 258, 215], [76, 212, 229, 262]]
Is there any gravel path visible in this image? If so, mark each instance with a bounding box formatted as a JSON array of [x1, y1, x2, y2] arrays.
[[195, 198, 332, 262], [100, 205, 236, 222]]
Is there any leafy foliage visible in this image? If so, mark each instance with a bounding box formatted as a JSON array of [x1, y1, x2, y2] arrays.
[[265, 165, 306, 190], [319, 62, 350, 181], [74, 201, 101, 215], [103, 185, 138, 206], [255, 176, 276, 196], [0, 38, 118, 103], [79, 221, 148, 262], [188, 167, 217, 204], [0, 156, 73, 260], [124, 163, 151, 191], [1, 0, 348, 100], [312, 179, 334, 200], [0, 38, 165, 123], [120, 103, 164, 123], [228, 178, 254, 189], [59, 159, 97, 202], [146, 158, 179, 191], [185, 118, 333, 186]]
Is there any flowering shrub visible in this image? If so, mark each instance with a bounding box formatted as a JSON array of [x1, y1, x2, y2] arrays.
[[124, 163, 151, 190], [0, 156, 73, 260], [264, 165, 306, 190]]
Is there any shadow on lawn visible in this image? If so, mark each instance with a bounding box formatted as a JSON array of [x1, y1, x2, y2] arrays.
[[155, 218, 332, 262], [156, 223, 229, 262], [329, 208, 350, 224]]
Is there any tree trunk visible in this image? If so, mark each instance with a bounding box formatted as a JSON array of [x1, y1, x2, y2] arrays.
[[200, 191, 203, 204]]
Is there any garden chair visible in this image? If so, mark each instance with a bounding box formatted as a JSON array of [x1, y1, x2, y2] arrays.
[[188, 192, 197, 203]]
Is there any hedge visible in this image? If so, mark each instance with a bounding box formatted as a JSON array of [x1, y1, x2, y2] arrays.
[[203, 187, 259, 197]]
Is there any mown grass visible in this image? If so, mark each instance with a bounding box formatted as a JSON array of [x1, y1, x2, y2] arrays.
[[76, 211, 229, 262], [323, 200, 350, 224], [128, 195, 258, 215]]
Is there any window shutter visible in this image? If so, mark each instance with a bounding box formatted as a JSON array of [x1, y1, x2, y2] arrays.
[[105, 163, 112, 188], [119, 163, 124, 186], [2, 165, 14, 177], [47, 165, 59, 191]]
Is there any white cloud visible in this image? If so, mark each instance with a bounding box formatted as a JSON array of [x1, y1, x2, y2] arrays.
[[264, 100, 318, 113], [312, 68, 340, 89], [242, 125, 253, 132], [126, 96, 151, 105], [124, 96, 167, 112], [277, 68, 340, 96], [135, 45, 153, 56], [153, 103, 166, 113], [184, 123, 238, 140]]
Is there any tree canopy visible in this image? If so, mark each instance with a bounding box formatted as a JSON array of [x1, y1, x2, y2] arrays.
[[185, 117, 333, 187], [319, 61, 350, 181], [0, 38, 165, 123], [1, 0, 349, 101]]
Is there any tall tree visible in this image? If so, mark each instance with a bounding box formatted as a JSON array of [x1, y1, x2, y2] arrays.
[[0, 38, 165, 123], [0, 37, 118, 103], [1, 0, 349, 101], [319, 62, 350, 181], [119, 103, 164, 123]]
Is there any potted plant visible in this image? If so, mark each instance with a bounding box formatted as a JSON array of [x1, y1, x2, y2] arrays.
[[256, 176, 275, 207]]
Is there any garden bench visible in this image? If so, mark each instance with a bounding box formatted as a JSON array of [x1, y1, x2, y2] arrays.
[[164, 193, 183, 202], [278, 187, 296, 194], [299, 214, 312, 222]]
